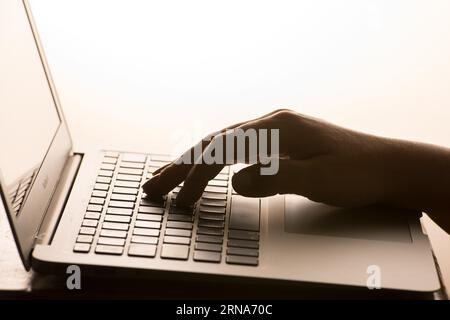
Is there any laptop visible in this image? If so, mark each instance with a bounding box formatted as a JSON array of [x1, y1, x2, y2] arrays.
[[0, 0, 440, 292]]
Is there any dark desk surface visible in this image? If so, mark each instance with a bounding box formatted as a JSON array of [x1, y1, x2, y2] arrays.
[[1, 213, 447, 300]]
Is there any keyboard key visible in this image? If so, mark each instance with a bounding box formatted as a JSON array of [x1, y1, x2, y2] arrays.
[[100, 163, 115, 171], [161, 244, 189, 260], [131, 235, 158, 245], [150, 154, 173, 162], [96, 176, 111, 184], [204, 186, 227, 194], [82, 219, 98, 228], [202, 192, 227, 201], [107, 207, 133, 216], [73, 243, 90, 253], [122, 153, 146, 163], [197, 227, 224, 236], [220, 167, 229, 174], [227, 247, 259, 257], [168, 214, 193, 222], [138, 206, 164, 214], [94, 183, 109, 191], [128, 244, 157, 257], [199, 199, 227, 207], [195, 242, 222, 252], [194, 251, 221, 263], [76, 235, 93, 243], [79, 227, 96, 235], [140, 198, 166, 207], [87, 204, 102, 212], [104, 151, 119, 158], [90, 197, 105, 205], [92, 190, 108, 198], [104, 214, 131, 224], [133, 228, 160, 237], [229, 196, 260, 232], [102, 157, 117, 165], [164, 236, 191, 245], [198, 220, 224, 228], [100, 229, 127, 238], [110, 193, 136, 202], [115, 180, 140, 188], [169, 206, 194, 215], [99, 170, 114, 177], [226, 255, 258, 266], [109, 200, 134, 209], [199, 206, 226, 214], [102, 222, 129, 231], [117, 174, 141, 182], [120, 161, 144, 169], [214, 173, 229, 181], [196, 235, 223, 244], [95, 245, 123, 255], [166, 221, 193, 230], [165, 228, 192, 237], [112, 187, 138, 195], [199, 213, 225, 221], [228, 230, 259, 241], [134, 221, 161, 229], [228, 239, 259, 249], [85, 212, 100, 220], [208, 180, 228, 187], [98, 237, 126, 246], [136, 213, 163, 222], [118, 168, 143, 176]]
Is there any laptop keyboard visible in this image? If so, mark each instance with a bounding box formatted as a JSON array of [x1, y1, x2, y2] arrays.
[[73, 151, 260, 266]]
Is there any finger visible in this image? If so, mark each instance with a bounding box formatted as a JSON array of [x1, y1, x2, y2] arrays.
[[231, 160, 314, 197], [142, 126, 237, 198], [152, 162, 170, 175], [143, 110, 287, 198], [176, 164, 225, 207], [142, 162, 192, 197], [143, 129, 234, 198]]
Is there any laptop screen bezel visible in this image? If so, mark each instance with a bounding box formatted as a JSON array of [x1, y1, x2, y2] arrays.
[[0, 0, 73, 270]]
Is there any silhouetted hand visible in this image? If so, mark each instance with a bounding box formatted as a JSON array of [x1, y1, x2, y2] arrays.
[[143, 109, 450, 233]]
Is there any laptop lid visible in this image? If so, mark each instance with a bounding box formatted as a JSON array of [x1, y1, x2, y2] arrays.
[[0, 0, 72, 270]]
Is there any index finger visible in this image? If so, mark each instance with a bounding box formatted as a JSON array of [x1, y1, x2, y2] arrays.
[[142, 122, 244, 197]]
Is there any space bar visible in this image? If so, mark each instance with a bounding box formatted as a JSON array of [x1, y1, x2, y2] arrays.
[[229, 196, 260, 232]]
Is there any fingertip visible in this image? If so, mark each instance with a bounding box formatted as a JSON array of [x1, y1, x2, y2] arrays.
[[142, 174, 162, 195], [174, 188, 198, 207]]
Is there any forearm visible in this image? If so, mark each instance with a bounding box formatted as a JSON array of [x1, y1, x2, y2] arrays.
[[381, 138, 450, 233]]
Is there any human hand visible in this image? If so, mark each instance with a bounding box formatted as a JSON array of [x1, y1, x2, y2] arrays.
[[143, 109, 393, 208]]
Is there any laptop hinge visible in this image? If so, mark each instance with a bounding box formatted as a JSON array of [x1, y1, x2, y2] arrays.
[[35, 153, 83, 245]]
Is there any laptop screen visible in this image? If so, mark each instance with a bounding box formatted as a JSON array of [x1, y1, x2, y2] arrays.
[[0, 0, 61, 216]]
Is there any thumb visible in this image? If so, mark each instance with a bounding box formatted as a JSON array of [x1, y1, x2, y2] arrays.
[[231, 160, 313, 197]]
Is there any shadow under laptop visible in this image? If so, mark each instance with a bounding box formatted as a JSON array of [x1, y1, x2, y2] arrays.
[[27, 268, 440, 300]]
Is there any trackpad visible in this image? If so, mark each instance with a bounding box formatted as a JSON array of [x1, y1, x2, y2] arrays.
[[284, 195, 413, 243]]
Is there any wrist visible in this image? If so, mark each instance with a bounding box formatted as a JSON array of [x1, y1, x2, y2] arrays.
[[379, 137, 450, 212]]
